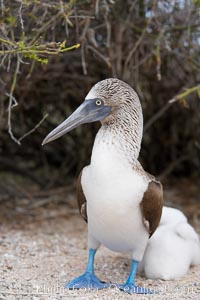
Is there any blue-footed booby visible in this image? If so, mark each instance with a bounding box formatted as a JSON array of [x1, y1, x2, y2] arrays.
[[42, 78, 163, 294]]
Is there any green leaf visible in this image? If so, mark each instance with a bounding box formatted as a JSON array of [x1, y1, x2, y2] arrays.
[[24, 53, 48, 64]]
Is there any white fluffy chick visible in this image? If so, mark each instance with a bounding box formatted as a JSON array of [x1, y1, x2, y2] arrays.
[[138, 206, 200, 280]]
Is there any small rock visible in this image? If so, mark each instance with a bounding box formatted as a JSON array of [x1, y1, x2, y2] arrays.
[[33, 297, 40, 300]]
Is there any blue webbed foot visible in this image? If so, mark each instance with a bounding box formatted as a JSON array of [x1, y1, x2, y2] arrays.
[[66, 272, 110, 290], [114, 260, 155, 294], [65, 249, 110, 290], [115, 283, 155, 294]]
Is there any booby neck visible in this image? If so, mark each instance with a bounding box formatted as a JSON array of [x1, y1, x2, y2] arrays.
[[91, 100, 143, 167]]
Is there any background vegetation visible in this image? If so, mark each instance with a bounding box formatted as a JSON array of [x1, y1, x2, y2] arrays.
[[0, 0, 200, 189]]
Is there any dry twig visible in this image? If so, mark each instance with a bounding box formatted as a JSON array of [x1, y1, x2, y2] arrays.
[[144, 85, 200, 132]]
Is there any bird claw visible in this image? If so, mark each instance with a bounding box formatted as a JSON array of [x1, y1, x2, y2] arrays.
[[115, 283, 155, 294], [65, 272, 110, 290]]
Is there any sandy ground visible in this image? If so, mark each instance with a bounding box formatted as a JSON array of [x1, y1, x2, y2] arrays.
[[0, 181, 200, 300]]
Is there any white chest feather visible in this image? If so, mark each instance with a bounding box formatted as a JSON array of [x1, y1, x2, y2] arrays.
[[81, 142, 149, 260]]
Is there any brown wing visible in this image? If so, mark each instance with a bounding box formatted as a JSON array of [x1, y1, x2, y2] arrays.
[[140, 179, 163, 238], [76, 170, 87, 222]]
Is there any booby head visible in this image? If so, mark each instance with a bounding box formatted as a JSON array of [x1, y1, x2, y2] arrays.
[[42, 78, 142, 145]]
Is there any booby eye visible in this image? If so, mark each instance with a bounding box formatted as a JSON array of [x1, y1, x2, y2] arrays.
[[96, 99, 102, 106]]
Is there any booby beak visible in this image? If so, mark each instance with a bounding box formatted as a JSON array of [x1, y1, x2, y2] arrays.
[[42, 99, 112, 145]]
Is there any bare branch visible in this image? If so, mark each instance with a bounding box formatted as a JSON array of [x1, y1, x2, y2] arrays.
[[159, 155, 188, 181], [95, 0, 100, 17], [19, 113, 49, 143], [18, 0, 24, 32], [123, 0, 158, 74], [7, 55, 21, 145], [81, 43, 87, 75], [87, 45, 111, 67], [0, 0, 4, 16], [169, 85, 200, 104], [144, 102, 171, 132], [144, 84, 200, 132]]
